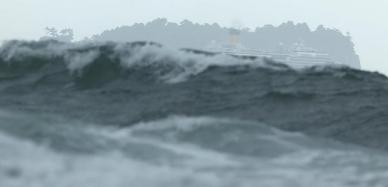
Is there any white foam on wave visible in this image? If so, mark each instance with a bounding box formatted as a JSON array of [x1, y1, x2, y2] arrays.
[[1, 113, 388, 187], [66, 50, 100, 73], [0, 132, 224, 187], [127, 115, 230, 132], [118, 116, 388, 186], [0, 40, 273, 83], [0, 40, 363, 84], [0, 41, 64, 62], [127, 115, 307, 152], [115, 43, 262, 83]]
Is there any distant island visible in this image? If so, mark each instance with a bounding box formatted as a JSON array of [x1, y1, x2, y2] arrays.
[[66, 18, 364, 68]]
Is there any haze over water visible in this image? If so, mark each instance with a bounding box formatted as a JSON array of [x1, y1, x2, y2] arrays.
[[1, 1, 388, 187]]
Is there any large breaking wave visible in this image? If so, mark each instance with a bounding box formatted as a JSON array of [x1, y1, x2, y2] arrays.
[[0, 40, 281, 86], [1, 40, 388, 186]]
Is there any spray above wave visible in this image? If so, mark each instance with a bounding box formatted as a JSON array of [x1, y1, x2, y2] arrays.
[[0, 40, 282, 87], [1, 40, 360, 88]]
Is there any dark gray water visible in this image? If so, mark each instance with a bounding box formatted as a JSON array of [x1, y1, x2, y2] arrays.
[[1, 40, 388, 187]]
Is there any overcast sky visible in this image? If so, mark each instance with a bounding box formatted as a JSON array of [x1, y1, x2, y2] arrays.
[[1, 0, 387, 75]]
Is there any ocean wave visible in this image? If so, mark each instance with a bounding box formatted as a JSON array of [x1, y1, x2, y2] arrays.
[[1, 114, 388, 187], [0, 40, 388, 152], [1, 40, 372, 89], [0, 40, 267, 86]]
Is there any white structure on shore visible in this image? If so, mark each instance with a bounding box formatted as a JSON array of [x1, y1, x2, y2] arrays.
[[205, 29, 338, 69]]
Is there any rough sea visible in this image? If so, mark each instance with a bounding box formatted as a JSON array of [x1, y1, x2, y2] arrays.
[[0, 40, 388, 187]]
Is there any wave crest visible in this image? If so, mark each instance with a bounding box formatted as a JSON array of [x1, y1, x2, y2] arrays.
[[0, 40, 385, 89]]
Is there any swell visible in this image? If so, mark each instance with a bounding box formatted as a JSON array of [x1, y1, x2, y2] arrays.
[[1, 40, 388, 151]]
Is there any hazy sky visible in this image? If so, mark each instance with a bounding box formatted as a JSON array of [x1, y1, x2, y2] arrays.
[[1, 0, 387, 75]]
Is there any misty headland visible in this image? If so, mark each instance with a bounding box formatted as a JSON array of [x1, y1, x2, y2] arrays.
[[40, 18, 361, 69], [91, 18, 360, 68]]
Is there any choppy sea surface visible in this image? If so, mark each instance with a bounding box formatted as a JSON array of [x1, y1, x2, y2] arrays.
[[1, 40, 388, 187]]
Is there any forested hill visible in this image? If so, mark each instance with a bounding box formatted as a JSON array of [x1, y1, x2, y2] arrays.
[[92, 18, 360, 68]]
